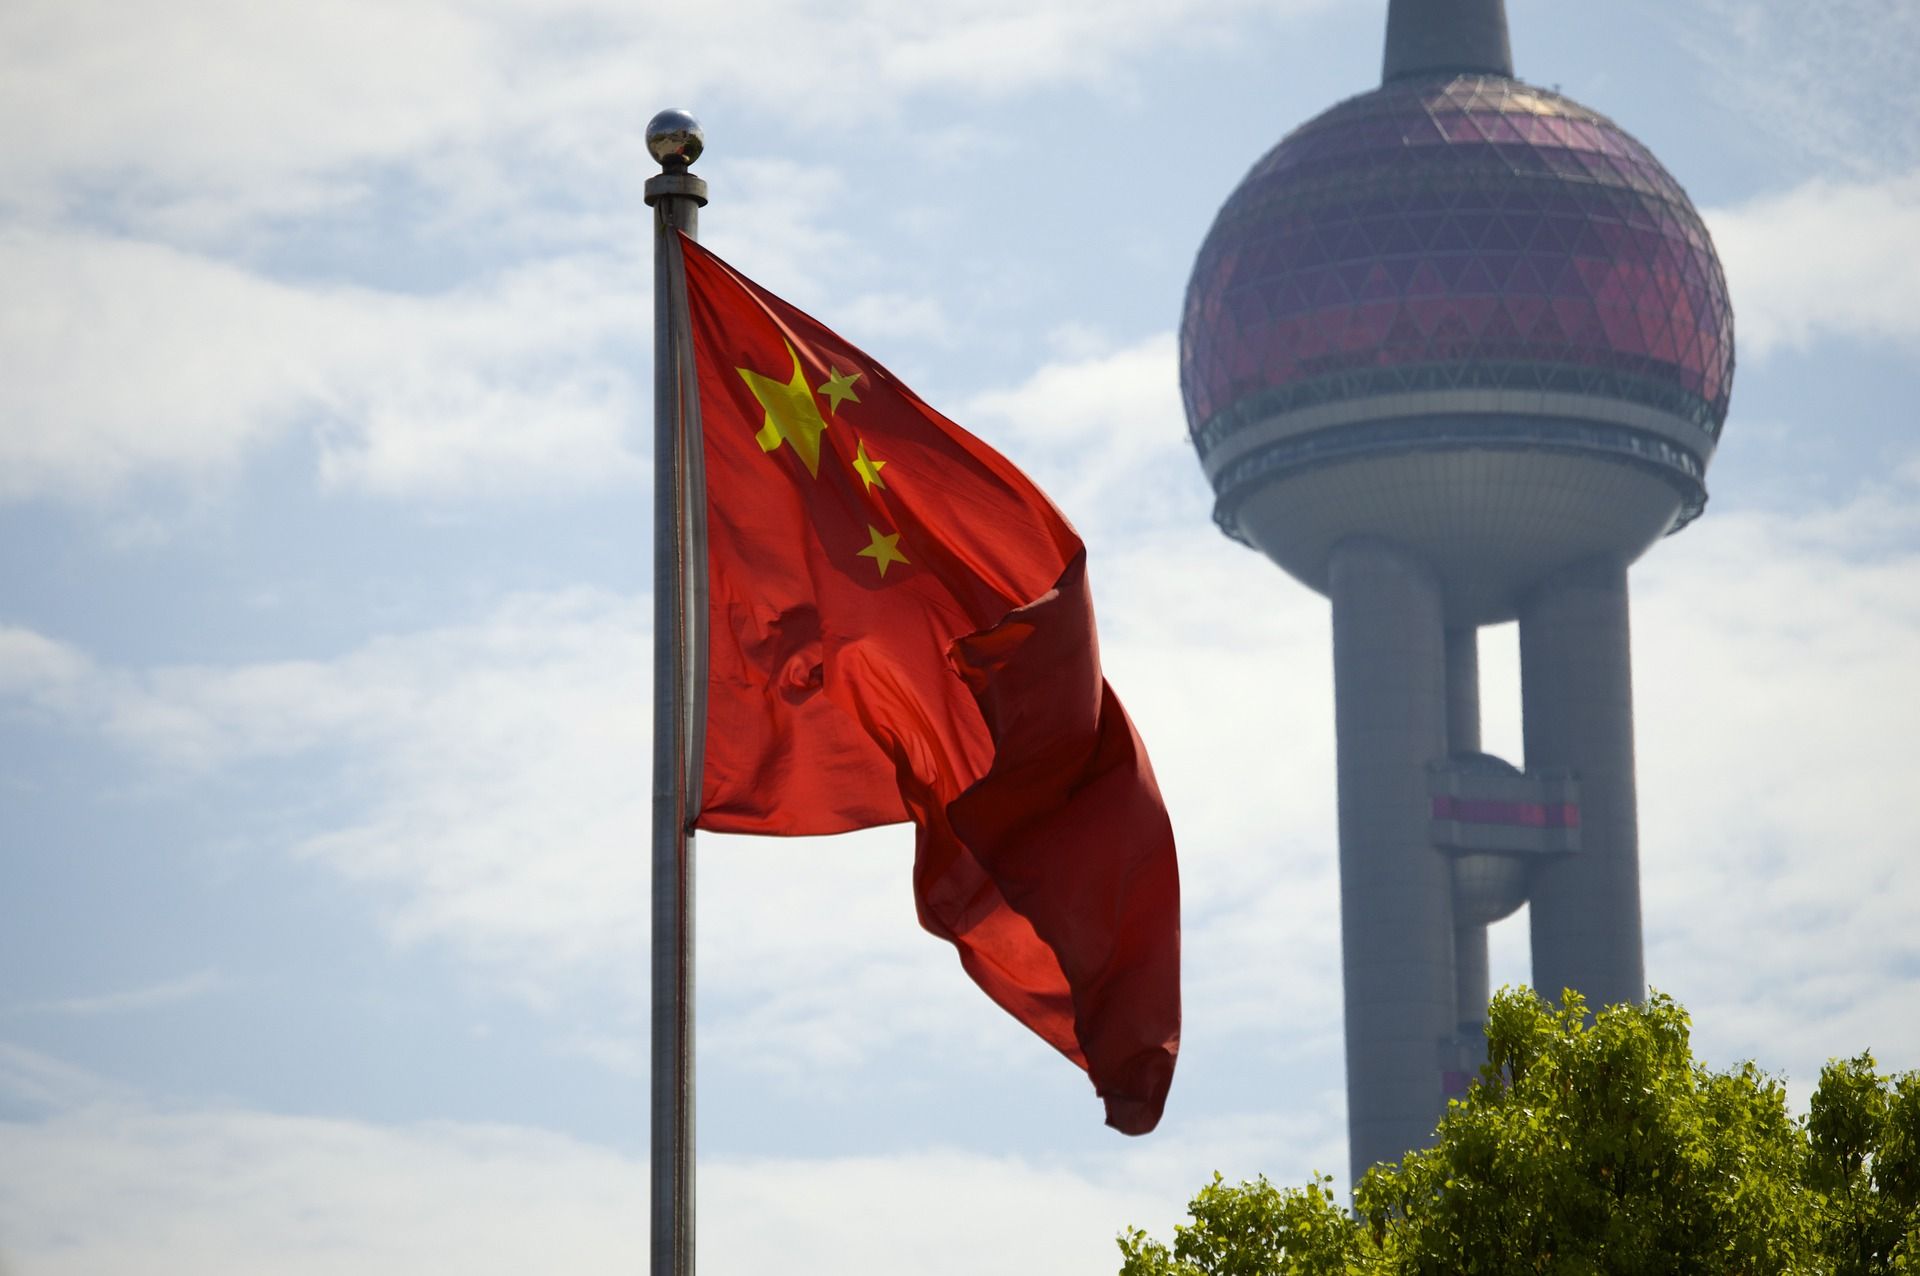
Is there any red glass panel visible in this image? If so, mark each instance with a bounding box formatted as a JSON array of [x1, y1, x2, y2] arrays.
[[1407, 260, 1447, 297], [1358, 262, 1399, 302]]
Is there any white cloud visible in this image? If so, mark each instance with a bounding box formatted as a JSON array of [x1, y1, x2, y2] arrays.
[[0, 1046, 1326, 1276], [0, 1, 499, 229], [5, 971, 229, 1018], [0, 626, 91, 698], [1681, 0, 1920, 175], [960, 333, 1199, 535], [0, 1044, 137, 1114], [0, 0, 1327, 237], [0, 228, 647, 502], [1706, 170, 1920, 357], [0, 229, 313, 500], [1632, 472, 1920, 1083]]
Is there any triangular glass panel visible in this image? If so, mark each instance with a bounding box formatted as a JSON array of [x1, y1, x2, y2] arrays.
[[1569, 221, 1614, 258], [1401, 114, 1443, 146], [1598, 304, 1639, 349], [1407, 260, 1447, 296], [1404, 214, 1443, 251], [1385, 310, 1425, 349], [1498, 186, 1543, 215], [1453, 212, 1494, 246], [1350, 301, 1397, 348], [1357, 262, 1398, 302], [1312, 272, 1351, 308], [1483, 113, 1524, 144], [1526, 217, 1569, 253], [1482, 218, 1524, 252], [1428, 218, 1474, 251], [1433, 255, 1473, 289], [1457, 257, 1500, 293], [1483, 303, 1522, 342], [1553, 298, 1600, 344], [1336, 260, 1374, 294], [1506, 256, 1550, 293], [1505, 295, 1548, 340], [1513, 114, 1551, 145], [1318, 223, 1357, 261], [1406, 297, 1451, 336], [1458, 296, 1498, 335], [1379, 218, 1423, 255]]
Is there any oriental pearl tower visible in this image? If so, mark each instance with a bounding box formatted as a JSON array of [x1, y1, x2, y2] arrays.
[[1181, 0, 1734, 1174]]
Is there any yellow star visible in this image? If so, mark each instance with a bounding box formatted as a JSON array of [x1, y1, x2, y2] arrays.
[[852, 438, 887, 492], [818, 366, 862, 414], [737, 341, 828, 477], [856, 524, 909, 577]]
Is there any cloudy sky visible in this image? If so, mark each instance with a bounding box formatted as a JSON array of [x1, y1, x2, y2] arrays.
[[2, 0, 1917, 1271]]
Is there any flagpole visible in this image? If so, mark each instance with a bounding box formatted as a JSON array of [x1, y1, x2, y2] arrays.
[[644, 108, 708, 1276]]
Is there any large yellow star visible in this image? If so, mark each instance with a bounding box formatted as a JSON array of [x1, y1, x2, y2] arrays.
[[737, 341, 828, 476], [856, 524, 909, 577], [818, 366, 862, 414], [852, 438, 887, 492]]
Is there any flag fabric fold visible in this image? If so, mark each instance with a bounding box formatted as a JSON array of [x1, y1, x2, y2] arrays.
[[679, 233, 1179, 1133]]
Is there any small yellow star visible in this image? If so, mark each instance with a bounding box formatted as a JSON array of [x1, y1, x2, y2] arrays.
[[856, 524, 909, 577], [852, 438, 887, 492], [818, 366, 862, 414]]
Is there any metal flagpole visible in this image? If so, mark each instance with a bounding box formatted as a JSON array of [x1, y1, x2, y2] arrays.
[[644, 108, 708, 1276]]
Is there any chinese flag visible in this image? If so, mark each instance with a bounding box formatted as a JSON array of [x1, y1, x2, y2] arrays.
[[680, 234, 1180, 1134]]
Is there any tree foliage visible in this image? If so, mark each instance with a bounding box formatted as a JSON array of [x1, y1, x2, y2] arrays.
[[1119, 990, 1920, 1275], [1119, 1172, 1361, 1276], [1807, 1054, 1920, 1274]]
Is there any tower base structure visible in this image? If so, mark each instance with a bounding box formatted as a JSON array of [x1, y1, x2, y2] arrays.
[[1328, 540, 1645, 1179]]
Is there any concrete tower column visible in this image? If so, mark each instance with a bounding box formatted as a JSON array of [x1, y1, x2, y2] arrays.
[[1443, 627, 1490, 1034], [1444, 628, 1482, 754], [1328, 538, 1455, 1176], [1521, 558, 1645, 1010]]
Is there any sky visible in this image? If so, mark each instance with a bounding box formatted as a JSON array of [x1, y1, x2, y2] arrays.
[[1, 0, 1917, 1271]]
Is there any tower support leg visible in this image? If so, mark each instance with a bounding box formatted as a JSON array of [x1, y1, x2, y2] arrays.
[[1328, 539, 1456, 1178], [1444, 626, 1481, 755], [1443, 625, 1490, 1039], [1453, 922, 1489, 1036], [1521, 557, 1645, 1011]]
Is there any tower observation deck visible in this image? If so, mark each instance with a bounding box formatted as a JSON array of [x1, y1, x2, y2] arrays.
[[1180, 0, 1734, 1176]]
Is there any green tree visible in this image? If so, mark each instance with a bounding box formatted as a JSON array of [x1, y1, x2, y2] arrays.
[[1121, 989, 1920, 1275], [1358, 990, 1813, 1274], [1118, 1171, 1374, 1276], [1807, 1054, 1920, 1274]]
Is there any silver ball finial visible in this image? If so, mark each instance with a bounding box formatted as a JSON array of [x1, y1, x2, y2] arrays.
[[646, 109, 704, 169]]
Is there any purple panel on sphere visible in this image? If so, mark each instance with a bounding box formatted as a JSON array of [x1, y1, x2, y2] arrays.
[[1182, 73, 1735, 448]]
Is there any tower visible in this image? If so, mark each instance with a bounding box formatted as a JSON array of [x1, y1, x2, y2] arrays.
[[1180, 0, 1734, 1175]]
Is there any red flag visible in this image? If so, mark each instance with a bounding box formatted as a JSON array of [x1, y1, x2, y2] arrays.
[[680, 234, 1180, 1134]]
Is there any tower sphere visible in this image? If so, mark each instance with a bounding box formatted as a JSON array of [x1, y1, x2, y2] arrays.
[[1182, 73, 1735, 624]]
